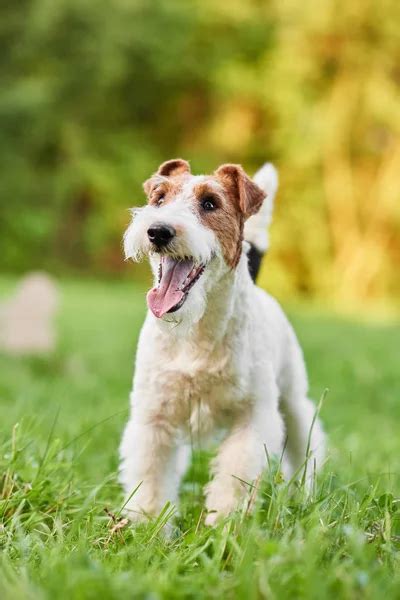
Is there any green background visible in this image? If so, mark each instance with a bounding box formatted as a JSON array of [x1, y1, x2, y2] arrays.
[[2, 0, 399, 309]]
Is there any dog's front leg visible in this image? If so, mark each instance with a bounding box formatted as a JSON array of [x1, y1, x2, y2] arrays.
[[119, 411, 177, 522], [204, 420, 266, 526], [204, 378, 284, 525]]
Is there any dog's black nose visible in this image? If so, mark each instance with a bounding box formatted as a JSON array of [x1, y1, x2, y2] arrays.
[[147, 223, 176, 248]]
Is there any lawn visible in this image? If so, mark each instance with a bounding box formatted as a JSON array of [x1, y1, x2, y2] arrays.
[[1, 277, 400, 599]]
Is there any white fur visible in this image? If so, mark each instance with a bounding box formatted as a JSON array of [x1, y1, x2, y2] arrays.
[[120, 164, 325, 525], [244, 163, 278, 252]]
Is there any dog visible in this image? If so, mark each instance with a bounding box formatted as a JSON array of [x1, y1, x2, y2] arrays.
[[120, 159, 325, 525]]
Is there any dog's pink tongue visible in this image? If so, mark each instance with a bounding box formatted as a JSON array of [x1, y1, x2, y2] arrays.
[[147, 257, 194, 318]]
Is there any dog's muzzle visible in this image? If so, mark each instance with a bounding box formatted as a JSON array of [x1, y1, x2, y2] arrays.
[[147, 223, 176, 249]]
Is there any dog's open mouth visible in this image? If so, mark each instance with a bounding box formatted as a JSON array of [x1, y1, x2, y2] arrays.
[[147, 256, 205, 318]]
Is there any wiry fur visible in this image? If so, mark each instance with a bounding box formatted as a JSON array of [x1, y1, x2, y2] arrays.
[[120, 160, 325, 525]]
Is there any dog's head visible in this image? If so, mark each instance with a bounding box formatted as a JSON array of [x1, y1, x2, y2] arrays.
[[124, 159, 265, 324]]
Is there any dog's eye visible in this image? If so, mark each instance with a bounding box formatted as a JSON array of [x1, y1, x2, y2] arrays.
[[201, 195, 217, 212], [155, 194, 165, 206]]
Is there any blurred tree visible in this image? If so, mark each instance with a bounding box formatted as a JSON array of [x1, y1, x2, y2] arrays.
[[0, 0, 399, 307]]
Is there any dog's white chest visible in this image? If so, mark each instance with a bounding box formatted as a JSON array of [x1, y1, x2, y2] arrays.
[[151, 342, 248, 434]]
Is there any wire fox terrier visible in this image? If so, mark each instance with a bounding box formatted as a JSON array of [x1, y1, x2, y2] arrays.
[[120, 159, 325, 525]]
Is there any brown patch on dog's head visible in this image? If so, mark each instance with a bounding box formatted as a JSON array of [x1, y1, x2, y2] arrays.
[[192, 179, 244, 268], [195, 164, 266, 268], [143, 159, 191, 204]]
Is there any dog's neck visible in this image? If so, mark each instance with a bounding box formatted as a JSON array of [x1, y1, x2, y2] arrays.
[[198, 254, 252, 341]]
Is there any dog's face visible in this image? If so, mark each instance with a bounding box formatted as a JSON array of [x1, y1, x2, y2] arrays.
[[124, 159, 265, 324]]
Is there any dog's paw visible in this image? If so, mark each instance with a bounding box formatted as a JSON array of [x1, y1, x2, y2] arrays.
[[205, 509, 231, 527], [204, 511, 219, 527], [123, 502, 151, 524]]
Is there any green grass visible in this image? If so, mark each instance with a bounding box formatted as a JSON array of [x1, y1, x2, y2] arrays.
[[1, 277, 400, 599]]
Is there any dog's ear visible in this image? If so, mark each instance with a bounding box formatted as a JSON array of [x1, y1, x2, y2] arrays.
[[215, 164, 265, 218], [157, 159, 190, 177], [143, 159, 191, 196]]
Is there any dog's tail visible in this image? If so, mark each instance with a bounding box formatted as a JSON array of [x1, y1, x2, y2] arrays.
[[244, 163, 279, 282]]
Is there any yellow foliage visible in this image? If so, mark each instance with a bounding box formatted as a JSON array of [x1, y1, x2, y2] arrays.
[[193, 0, 400, 308]]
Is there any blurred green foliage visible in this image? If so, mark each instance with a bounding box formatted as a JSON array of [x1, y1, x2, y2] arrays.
[[1, 0, 399, 306]]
